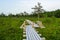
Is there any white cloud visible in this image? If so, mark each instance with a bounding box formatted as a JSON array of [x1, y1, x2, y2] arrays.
[[0, 0, 60, 14]]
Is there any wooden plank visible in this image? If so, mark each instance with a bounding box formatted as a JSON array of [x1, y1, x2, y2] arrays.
[[26, 20, 39, 27], [26, 25, 43, 40]]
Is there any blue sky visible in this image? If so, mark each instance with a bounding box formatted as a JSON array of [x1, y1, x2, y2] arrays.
[[0, 0, 60, 15]]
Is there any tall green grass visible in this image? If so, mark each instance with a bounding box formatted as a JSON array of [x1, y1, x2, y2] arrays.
[[0, 17, 60, 40], [0, 17, 25, 40], [34, 17, 60, 40]]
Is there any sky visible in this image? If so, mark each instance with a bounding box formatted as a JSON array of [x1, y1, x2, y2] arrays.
[[0, 0, 60, 15]]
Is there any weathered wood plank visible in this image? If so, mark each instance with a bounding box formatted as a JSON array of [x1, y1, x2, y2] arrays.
[[26, 20, 39, 27], [26, 25, 42, 40]]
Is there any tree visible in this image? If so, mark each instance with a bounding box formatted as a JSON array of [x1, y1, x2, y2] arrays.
[[23, 11, 29, 17], [16, 14, 20, 17], [32, 2, 44, 20], [8, 13, 15, 17], [20, 13, 24, 16], [54, 9, 60, 18], [0, 12, 5, 17]]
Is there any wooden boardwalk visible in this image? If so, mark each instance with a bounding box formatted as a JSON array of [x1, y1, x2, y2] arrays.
[[21, 20, 45, 40], [26, 20, 39, 27], [26, 25, 42, 40]]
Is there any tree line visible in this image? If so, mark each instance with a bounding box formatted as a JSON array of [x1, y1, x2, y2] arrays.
[[31, 9, 60, 18], [0, 9, 60, 18]]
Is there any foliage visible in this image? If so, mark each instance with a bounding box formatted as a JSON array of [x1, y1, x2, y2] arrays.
[[0, 17, 25, 40], [0, 9, 60, 18], [34, 18, 60, 40]]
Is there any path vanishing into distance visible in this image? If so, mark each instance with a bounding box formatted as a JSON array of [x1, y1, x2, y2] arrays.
[[20, 20, 45, 40]]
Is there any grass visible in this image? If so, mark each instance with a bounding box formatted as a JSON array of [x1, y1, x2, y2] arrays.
[[0, 17, 60, 40], [30, 17, 60, 40], [0, 17, 25, 40]]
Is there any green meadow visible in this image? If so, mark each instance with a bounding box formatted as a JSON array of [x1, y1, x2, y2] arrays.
[[29, 17, 60, 40], [0, 17, 60, 40], [0, 17, 24, 40]]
